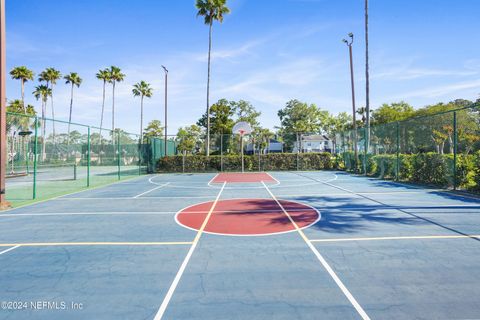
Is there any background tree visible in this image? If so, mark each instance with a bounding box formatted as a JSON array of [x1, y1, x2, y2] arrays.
[[143, 120, 164, 143], [176, 125, 202, 154], [196, 0, 230, 156], [132, 81, 153, 144], [197, 98, 235, 134], [277, 99, 323, 152], [323, 111, 352, 153], [109, 66, 125, 132], [38, 67, 61, 142], [64, 72, 83, 141], [96, 68, 111, 141], [233, 100, 261, 129], [6, 100, 36, 173], [9, 66, 34, 112], [371, 101, 414, 125], [33, 85, 52, 160], [356, 106, 367, 126]]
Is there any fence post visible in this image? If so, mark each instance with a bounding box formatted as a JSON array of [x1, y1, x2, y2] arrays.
[[117, 130, 121, 180], [32, 116, 38, 199], [87, 126, 90, 187], [220, 134, 223, 172], [396, 121, 400, 181], [258, 140, 261, 172], [453, 111, 457, 190]]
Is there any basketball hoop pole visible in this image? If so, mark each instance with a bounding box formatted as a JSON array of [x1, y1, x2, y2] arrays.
[[0, 0, 9, 209], [240, 133, 244, 173], [232, 122, 251, 174]]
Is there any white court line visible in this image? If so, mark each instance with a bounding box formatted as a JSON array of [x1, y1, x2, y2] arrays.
[[53, 195, 217, 200], [310, 234, 480, 243], [153, 182, 226, 320], [262, 181, 371, 320], [0, 242, 192, 247], [133, 182, 170, 198], [207, 173, 220, 187], [0, 245, 21, 256], [0, 211, 178, 218]]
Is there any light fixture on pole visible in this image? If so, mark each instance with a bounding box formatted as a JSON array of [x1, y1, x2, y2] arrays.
[[161, 65, 168, 157]]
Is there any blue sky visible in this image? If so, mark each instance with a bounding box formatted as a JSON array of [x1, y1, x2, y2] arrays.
[[6, 0, 480, 135]]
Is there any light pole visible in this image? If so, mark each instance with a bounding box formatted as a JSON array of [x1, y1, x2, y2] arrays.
[[0, 0, 9, 208], [161, 65, 168, 157], [343, 33, 359, 173]]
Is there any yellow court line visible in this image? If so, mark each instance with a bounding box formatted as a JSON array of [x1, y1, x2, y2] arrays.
[[0, 241, 193, 247], [261, 182, 371, 320], [310, 235, 480, 243]]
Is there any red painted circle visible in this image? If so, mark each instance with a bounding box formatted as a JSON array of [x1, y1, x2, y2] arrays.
[[176, 198, 320, 236]]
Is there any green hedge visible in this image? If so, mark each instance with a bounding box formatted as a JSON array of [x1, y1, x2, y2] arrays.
[[156, 152, 334, 173], [157, 151, 480, 193], [342, 151, 480, 191]]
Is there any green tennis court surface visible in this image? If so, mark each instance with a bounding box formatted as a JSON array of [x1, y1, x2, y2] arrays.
[[0, 171, 480, 319]]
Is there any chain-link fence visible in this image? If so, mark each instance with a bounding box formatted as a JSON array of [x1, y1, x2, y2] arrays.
[[153, 132, 335, 173], [6, 112, 147, 204], [335, 105, 480, 192]]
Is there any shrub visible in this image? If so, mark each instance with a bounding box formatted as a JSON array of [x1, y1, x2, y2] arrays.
[[371, 154, 396, 179], [410, 153, 454, 187], [472, 151, 480, 191]]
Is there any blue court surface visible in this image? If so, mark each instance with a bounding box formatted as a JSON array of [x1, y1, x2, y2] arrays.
[[1, 171, 480, 319]]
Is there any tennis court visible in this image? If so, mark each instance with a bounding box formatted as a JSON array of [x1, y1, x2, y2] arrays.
[[1, 170, 479, 319]]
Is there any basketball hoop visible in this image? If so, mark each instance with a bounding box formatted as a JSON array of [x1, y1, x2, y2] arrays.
[[232, 122, 252, 173], [232, 122, 252, 136]]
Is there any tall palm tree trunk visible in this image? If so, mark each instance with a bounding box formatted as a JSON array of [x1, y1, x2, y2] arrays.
[[112, 81, 116, 133], [50, 86, 56, 145], [67, 83, 74, 145], [365, 0, 370, 164], [41, 100, 46, 161], [99, 81, 106, 142], [140, 95, 144, 145], [205, 21, 213, 156], [21, 80, 26, 114]]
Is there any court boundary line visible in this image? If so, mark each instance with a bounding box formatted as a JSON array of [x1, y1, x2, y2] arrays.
[[153, 181, 227, 320], [173, 198, 321, 237], [208, 172, 281, 189], [262, 181, 371, 320], [52, 196, 217, 200], [133, 182, 170, 198], [0, 245, 20, 255], [295, 172, 480, 243], [0, 211, 179, 218], [310, 235, 480, 243], [0, 242, 192, 247], [207, 173, 220, 186]]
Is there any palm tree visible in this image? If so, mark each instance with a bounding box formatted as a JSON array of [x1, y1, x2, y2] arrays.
[[196, 0, 230, 156], [38, 68, 61, 143], [64, 72, 83, 142], [9, 66, 34, 113], [96, 68, 111, 141], [33, 85, 52, 161], [132, 81, 153, 144], [365, 0, 370, 165], [108, 66, 125, 133]]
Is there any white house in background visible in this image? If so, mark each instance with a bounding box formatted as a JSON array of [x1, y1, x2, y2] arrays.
[[245, 138, 283, 154], [293, 134, 333, 153]]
